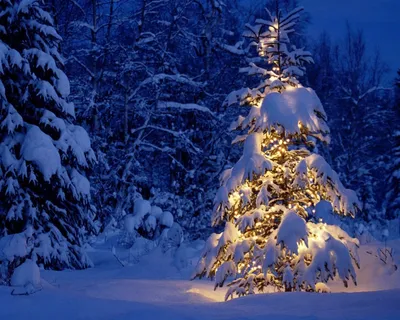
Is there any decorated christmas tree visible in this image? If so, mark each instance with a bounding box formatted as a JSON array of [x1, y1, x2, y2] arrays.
[[193, 4, 361, 299], [0, 0, 96, 283]]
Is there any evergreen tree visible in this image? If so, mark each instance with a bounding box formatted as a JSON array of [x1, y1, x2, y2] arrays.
[[385, 132, 400, 220], [0, 0, 96, 283], [396, 69, 400, 109], [49, 0, 245, 237], [193, 4, 360, 299], [385, 70, 400, 219], [309, 26, 391, 222]]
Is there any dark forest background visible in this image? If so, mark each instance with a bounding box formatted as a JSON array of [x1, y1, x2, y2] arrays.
[[44, 0, 400, 239]]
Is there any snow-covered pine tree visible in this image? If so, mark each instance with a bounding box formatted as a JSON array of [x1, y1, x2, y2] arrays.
[[397, 69, 400, 93], [385, 132, 400, 220], [0, 0, 96, 283], [193, 4, 361, 299], [385, 71, 400, 219]]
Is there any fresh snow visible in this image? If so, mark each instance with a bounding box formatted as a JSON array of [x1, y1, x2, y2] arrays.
[[158, 101, 214, 116], [0, 231, 30, 261], [1, 240, 399, 319], [150, 205, 163, 219], [257, 86, 329, 141], [276, 210, 308, 254], [70, 168, 91, 198], [21, 125, 61, 181], [214, 132, 273, 215], [160, 211, 174, 228], [10, 259, 40, 287]]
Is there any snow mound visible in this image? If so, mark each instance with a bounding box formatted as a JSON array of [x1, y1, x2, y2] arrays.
[[160, 211, 174, 228], [11, 259, 40, 287], [124, 214, 136, 233], [134, 199, 151, 218], [151, 205, 163, 219], [315, 282, 331, 293]]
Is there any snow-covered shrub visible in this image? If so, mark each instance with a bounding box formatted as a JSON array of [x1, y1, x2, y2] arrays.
[[150, 189, 196, 229], [124, 199, 176, 240], [114, 198, 183, 261]]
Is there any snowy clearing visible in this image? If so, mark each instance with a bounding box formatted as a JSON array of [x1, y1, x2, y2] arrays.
[[1, 240, 400, 320]]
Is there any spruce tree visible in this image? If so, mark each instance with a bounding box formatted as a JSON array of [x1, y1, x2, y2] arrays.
[[0, 0, 96, 283], [385, 70, 400, 219], [193, 4, 360, 299], [396, 69, 400, 111]]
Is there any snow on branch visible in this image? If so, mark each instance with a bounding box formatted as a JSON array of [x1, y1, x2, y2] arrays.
[[157, 101, 214, 116], [131, 124, 201, 154], [128, 73, 204, 102]]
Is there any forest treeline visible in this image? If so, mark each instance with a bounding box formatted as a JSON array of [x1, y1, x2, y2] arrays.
[[24, 0, 400, 234]]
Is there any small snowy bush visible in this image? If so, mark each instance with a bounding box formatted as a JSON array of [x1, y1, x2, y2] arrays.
[[114, 198, 183, 261]]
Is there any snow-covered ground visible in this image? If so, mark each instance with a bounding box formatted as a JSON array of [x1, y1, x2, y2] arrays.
[[1, 240, 400, 320]]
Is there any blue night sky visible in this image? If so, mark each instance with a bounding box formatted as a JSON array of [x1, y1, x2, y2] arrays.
[[248, 0, 400, 82], [302, 0, 400, 81]]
